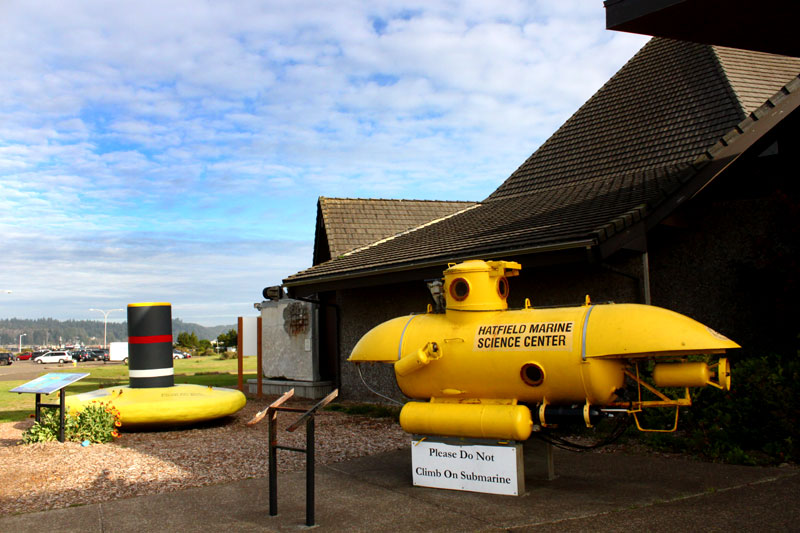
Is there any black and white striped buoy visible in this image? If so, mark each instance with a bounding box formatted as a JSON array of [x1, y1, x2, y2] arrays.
[[127, 302, 174, 388]]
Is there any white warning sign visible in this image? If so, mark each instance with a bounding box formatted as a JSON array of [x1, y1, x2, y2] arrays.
[[474, 322, 574, 351]]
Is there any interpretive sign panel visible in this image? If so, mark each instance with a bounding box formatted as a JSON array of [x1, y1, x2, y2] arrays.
[[12, 373, 90, 443], [11, 373, 90, 395], [240, 316, 259, 357], [411, 438, 523, 496]]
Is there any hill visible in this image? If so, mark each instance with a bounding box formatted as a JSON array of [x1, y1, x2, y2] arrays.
[[0, 317, 234, 349]]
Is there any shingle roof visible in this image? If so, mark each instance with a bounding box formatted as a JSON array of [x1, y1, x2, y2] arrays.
[[287, 38, 800, 287], [714, 46, 800, 113], [313, 197, 475, 263]]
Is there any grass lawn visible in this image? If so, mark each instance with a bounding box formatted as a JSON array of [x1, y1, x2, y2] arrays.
[[0, 356, 257, 423]]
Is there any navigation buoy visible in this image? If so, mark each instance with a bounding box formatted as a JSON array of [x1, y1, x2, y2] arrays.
[[66, 301, 246, 428], [128, 302, 174, 388]]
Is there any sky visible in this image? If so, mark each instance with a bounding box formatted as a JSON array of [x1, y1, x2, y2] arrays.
[[0, 1, 649, 326]]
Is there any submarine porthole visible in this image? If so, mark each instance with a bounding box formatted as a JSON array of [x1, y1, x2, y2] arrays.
[[450, 278, 470, 301], [497, 276, 509, 299], [521, 363, 545, 386]]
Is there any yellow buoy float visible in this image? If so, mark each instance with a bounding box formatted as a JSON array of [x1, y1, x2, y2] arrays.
[[66, 384, 246, 427]]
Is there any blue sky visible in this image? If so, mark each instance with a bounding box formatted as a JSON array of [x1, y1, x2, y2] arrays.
[[0, 1, 648, 326]]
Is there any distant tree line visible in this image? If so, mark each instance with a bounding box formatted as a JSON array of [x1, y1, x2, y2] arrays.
[[176, 329, 237, 356], [0, 317, 233, 349]]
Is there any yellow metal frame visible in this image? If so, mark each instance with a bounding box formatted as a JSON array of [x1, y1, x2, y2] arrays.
[[609, 364, 692, 433], [706, 359, 730, 390]]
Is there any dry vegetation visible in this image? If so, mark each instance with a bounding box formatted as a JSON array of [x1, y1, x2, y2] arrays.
[[0, 398, 408, 516]]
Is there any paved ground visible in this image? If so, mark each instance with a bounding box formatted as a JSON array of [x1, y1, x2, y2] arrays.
[[1, 446, 797, 532]]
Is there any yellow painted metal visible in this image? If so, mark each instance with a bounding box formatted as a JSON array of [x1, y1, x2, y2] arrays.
[[585, 304, 738, 358], [631, 407, 681, 433], [395, 342, 441, 377], [348, 259, 738, 438], [653, 362, 711, 388], [127, 302, 171, 307], [349, 315, 418, 362], [400, 400, 532, 440], [709, 358, 731, 390], [65, 384, 246, 427], [443, 260, 520, 312]]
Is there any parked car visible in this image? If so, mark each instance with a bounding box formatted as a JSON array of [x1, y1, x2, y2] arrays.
[[15, 351, 33, 361], [89, 349, 109, 361], [0, 353, 13, 366], [71, 349, 92, 362], [173, 351, 186, 359], [35, 351, 73, 364], [27, 350, 48, 361]]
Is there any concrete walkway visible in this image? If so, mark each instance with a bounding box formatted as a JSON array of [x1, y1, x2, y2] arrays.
[[1, 448, 797, 532]]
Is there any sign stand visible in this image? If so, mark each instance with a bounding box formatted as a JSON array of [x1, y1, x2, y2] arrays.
[[248, 388, 338, 527], [12, 373, 90, 443]]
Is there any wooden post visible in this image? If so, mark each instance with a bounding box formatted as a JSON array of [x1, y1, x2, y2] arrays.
[[237, 316, 244, 392]]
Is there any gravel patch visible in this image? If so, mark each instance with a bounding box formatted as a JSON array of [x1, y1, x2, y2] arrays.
[[0, 397, 408, 516]]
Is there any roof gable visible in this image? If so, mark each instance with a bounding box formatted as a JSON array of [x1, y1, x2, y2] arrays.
[[312, 197, 474, 264]]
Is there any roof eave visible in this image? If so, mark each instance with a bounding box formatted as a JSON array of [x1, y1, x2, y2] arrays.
[[283, 238, 597, 291]]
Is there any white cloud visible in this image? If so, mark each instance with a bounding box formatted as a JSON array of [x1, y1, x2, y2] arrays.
[[0, 0, 649, 324]]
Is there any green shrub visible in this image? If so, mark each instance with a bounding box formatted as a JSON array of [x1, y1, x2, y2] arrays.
[[22, 402, 121, 445], [21, 408, 79, 443], [641, 353, 800, 464]]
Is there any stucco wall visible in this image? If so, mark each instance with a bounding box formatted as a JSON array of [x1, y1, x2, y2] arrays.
[[337, 281, 431, 402], [648, 193, 798, 358]]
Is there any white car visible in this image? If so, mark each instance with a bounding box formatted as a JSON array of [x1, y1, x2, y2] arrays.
[[35, 351, 74, 364]]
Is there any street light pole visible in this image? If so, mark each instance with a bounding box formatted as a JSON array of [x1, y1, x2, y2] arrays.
[[89, 308, 123, 349], [19, 333, 26, 353]]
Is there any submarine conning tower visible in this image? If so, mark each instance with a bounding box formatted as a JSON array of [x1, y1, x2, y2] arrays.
[[127, 302, 174, 388], [443, 259, 521, 313]]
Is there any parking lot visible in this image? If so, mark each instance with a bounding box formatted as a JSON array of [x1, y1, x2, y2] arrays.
[[0, 358, 123, 382]]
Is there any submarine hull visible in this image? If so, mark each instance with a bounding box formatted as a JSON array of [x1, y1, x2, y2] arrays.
[[352, 303, 735, 406], [348, 259, 737, 439]]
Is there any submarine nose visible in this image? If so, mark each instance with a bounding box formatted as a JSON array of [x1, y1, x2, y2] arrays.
[[348, 315, 414, 363]]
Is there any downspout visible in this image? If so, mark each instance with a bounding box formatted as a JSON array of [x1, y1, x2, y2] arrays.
[[293, 294, 342, 391], [642, 249, 652, 305], [598, 242, 652, 305]]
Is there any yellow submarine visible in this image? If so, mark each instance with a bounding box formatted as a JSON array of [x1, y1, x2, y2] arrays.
[[349, 260, 736, 440]]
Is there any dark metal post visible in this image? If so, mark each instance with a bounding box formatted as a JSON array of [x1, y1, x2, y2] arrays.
[[269, 410, 278, 516], [306, 417, 315, 527], [35, 393, 41, 423], [254, 388, 336, 527], [58, 389, 66, 443]]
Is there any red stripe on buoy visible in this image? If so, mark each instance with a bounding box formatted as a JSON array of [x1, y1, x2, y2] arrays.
[[129, 334, 173, 344]]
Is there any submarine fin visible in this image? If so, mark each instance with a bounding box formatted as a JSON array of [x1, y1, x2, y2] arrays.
[[584, 304, 739, 359]]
